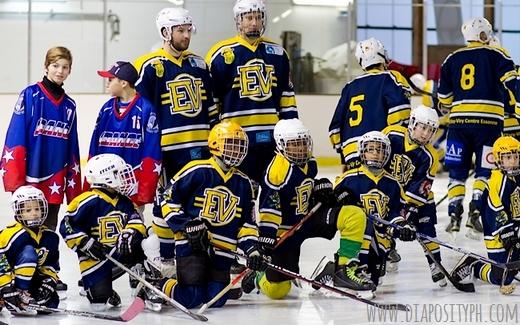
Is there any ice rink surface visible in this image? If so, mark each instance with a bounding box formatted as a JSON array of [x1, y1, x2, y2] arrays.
[[1, 167, 519, 325]]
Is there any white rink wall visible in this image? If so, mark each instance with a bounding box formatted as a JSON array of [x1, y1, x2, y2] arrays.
[[0, 94, 422, 165]]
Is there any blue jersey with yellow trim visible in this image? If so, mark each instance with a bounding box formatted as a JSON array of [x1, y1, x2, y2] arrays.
[[59, 189, 146, 280], [329, 69, 411, 166], [161, 157, 257, 261], [134, 48, 217, 153], [258, 153, 318, 240], [0, 222, 59, 290], [334, 166, 406, 224], [437, 43, 517, 129], [481, 169, 520, 258], [383, 125, 438, 206], [206, 36, 298, 144]]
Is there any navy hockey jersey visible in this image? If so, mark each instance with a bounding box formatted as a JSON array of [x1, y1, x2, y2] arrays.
[[161, 157, 258, 260], [383, 125, 438, 206], [258, 153, 318, 240], [437, 43, 517, 129], [88, 94, 161, 205], [0, 222, 60, 290], [1, 82, 82, 204], [206, 36, 298, 145], [329, 69, 411, 164], [134, 48, 217, 153]]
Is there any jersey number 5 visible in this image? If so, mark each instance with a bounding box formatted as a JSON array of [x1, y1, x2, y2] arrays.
[[349, 94, 364, 127], [460, 64, 475, 90]]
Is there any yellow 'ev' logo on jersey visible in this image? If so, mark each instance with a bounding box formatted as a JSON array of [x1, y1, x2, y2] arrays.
[[98, 211, 125, 245], [237, 59, 275, 101], [510, 187, 520, 221], [200, 186, 241, 225], [361, 189, 390, 219], [166, 73, 204, 117], [389, 154, 415, 186], [295, 179, 313, 215]]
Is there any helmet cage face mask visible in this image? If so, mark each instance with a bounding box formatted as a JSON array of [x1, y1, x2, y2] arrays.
[[496, 151, 520, 176], [358, 132, 391, 170], [277, 134, 312, 165], [209, 122, 249, 168], [11, 186, 48, 228], [221, 136, 249, 167], [86, 155, 137, 196]]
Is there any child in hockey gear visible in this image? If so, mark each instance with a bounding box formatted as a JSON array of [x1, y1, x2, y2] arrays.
[[451, 136, 520, 294], [59, 154, 148, 311], [0, 186, 60, 315], [135, 8, 217, 270], [206, 0, 298, 183], [438, 17, 517, 239], [329, 37, 411, 171], [383, 105, 447, 287], [89, 61, 160, 207], [158, 121, 266, 309], [241, 119, 374, 300]]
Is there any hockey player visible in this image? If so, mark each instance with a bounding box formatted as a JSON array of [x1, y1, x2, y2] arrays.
[[1, 46, 82, 232], [382, 105, 447, 286], [329, 38, 411, 171], [241, 119, 376, 299], [438, 17, 518, 238], [313, 131, 415, 296], [0, 186, 60, 315], [206, 0, 298, 183], [450, 136, 520, 294], [157, 121, 268, 308], [59, 154, 149, 311], [134, 7, 217, 272], [89, 61, 161, 207]]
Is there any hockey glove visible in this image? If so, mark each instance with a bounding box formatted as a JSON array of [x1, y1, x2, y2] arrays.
[[334, 187, 361, 207], [116, 229, 137, 257], [246, 250, 270, 272], [258, 236, 276, 257], [394, 220, 416, 241], [499, 223, 520, 251], [312, 178, 335, 206], [184, 219, 209, 253], [34, 277, 57, 305], [0, 285, 26, 313], [496, 210, 509, 227], [78, 237, 108, 260], [402, 205, 419, 223]]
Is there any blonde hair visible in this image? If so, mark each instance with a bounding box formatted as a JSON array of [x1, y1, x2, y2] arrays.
[[44, 46, 73, 68]]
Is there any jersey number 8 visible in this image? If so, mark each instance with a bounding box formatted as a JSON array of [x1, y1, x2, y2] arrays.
[[460, 63, 475, 90]]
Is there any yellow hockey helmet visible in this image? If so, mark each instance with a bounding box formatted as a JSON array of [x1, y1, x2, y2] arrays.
[[492, 136, 520, 176], [208, 121, 249, 167]]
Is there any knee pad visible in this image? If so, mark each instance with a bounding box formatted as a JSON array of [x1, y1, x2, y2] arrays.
[[86, 277, 113, 304], [258, 274, 291, 300], [177, 254, 208, 285]]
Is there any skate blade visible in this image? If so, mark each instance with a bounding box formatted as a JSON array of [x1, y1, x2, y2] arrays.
[[386, 262, 399, 273], [465, 229, 482, 240], [436, 278, 448, 287], [58, 291, 68, 300], [145, 301, 163, 312]]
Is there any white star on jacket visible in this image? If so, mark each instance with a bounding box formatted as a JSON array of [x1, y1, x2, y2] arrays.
[[67, 179, 76, 188], [2, 150, 14, 163], [153, 163, 162, 175], [49, 182, 61, 194], [72, 163, 81, 175]]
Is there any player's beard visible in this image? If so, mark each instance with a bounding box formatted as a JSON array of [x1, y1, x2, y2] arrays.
[[169, 38, 190, 53]]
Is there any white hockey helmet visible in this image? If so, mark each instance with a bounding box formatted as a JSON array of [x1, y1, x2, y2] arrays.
[[461, 17, 492, 44], [85, 154, 137, 196], [156, 7, 195, 41], [233, 0, 266, 38], [274, 118, 313, 165], [358, 131, 391, 170], [11, 185, 48, 228], [489, 35, 501, 47], [408, 105, 439, 145], [355, 38, 388, 70]]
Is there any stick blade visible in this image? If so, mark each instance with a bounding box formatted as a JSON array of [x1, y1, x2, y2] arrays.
[[119, 296, 146, 322], [189, 311, 209, 322]]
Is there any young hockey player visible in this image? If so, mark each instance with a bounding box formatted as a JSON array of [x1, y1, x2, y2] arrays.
[[438, 17, 518, 238], [313, 131, 415, 297], [0, 186, 60, 315], [241, 118, 375, 299], [329, 38, 411, 171], [206, 0, 298, 183], [450, 136, 520, 294], [382, 105, 447, 286], [59, 154, 149, 311], [157, 121, 268, 308], [89, 61, 161, 207]]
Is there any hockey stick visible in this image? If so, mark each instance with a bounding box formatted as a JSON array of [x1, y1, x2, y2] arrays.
[[197, 202, 323, 314], [213, 244, 409, 311], [416, 237, 475, 292], [368, 214, 520, 271], [499, 245, 518, 294], [435, 170, 476, 206], [26, 296, 145, 321], [105, 255, 208, 322]]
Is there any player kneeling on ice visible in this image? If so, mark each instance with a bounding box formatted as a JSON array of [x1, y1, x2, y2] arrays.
[[59, 154, 154, 311], [240, 119, 366, 299], [382, 105, 447, 287], [0, 186, 60, 315], [451, 136, 520, 294], [157, 121, 268, 309], [313, 131, 415, 298]]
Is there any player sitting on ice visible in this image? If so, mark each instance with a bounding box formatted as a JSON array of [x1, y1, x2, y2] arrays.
[[157, 121, 268, 309], [313, 131, 415, 298], [59, 153, 156, 311], [382, 105, 447, 287], [450, 136, 520, 295], [0, 186, 60, 315]]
